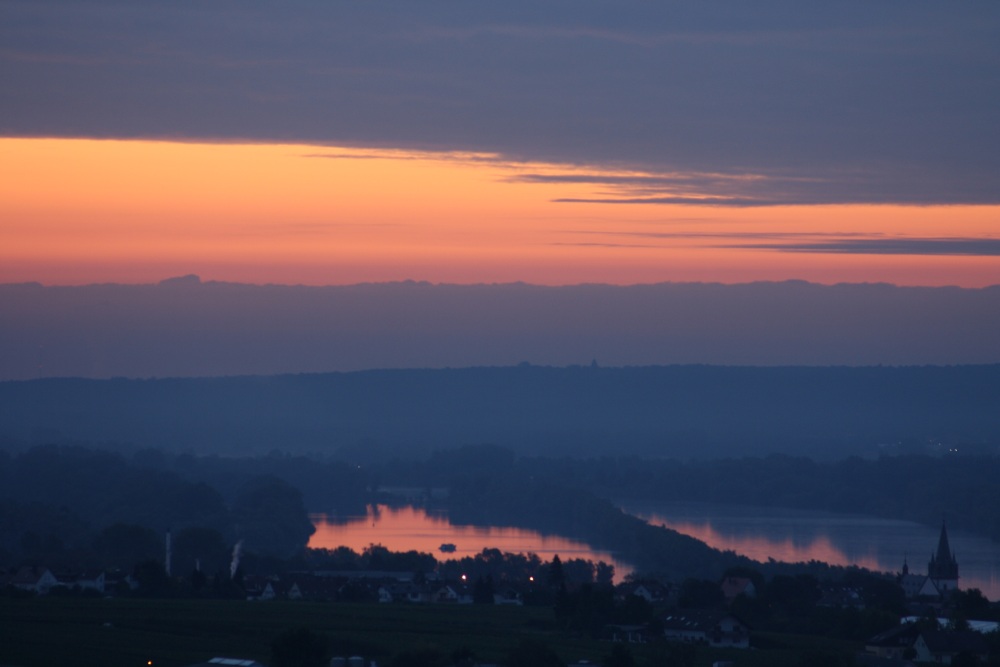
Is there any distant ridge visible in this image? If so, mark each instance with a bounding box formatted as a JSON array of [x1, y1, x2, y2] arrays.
[[158, 274, 202, 286], [1, 364, 998, 460], [1, 280, 998, 381]]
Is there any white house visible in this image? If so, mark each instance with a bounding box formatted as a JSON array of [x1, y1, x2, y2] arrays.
[[662, 611, 750, 649], [9, 566, 59, 595]]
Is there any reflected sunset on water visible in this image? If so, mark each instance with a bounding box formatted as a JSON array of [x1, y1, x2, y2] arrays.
[[644, 516, 884, 571], [310, 504, 631, 579], [627, 502, 1000, 600]]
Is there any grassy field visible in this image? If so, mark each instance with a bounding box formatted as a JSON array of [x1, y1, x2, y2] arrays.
[[0, 597, 588, 667], [0, 597, 860, 667]]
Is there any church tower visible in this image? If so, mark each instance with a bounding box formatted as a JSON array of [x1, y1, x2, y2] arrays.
[[928, 521, 959, 593]]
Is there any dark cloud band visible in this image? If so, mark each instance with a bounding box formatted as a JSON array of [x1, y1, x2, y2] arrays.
[[722, 238, 1000, 256], [2, 2, 998, 206]]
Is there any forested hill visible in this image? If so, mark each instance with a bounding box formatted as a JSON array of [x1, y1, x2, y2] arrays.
[[2, 365, 998, 460]]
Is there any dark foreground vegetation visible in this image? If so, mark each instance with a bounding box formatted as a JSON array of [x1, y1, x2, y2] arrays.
[[4, 444, 1000, 665], [3, 573, 1000, 667], [0, 596, 865, 667]]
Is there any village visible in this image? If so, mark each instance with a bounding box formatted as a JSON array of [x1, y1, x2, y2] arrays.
[[4, 522, 1000, 666]]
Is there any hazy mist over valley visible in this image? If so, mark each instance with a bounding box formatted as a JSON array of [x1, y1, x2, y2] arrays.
[[3, 278, 998, 461], [2, 278, 998, 380]]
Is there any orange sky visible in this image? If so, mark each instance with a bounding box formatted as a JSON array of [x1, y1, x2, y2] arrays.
[[2, 137, 998, 286]]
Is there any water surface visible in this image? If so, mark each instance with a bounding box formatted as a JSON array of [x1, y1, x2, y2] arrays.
[[309, 502, 1000, 599], [310, 504, 631, 577], [622, 501, 1000, 600]]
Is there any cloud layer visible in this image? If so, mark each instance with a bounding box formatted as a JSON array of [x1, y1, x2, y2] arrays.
[[2, 1, 999, 205]]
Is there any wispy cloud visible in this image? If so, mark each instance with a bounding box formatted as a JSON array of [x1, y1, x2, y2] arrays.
[[302, 149, 506, 168], [544, 173, 867, 207], [555, 196, 782, 207], [510, 172, 783, 187], [512, 169, 828, 207], [303, 152, 423, 161], [556, 230, 1000, 256], [723, 238, 1000, 256], [569, 231, 882, 241], [549, 241, 661, 249]]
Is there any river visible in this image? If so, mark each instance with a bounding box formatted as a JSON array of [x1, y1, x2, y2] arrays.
[[309, 502, 1000, 599], [621, 501, 1000, 600], [309, 504, 632, 578]]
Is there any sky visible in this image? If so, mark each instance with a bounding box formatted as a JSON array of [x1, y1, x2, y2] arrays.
[[2, 1, 1000, 287]]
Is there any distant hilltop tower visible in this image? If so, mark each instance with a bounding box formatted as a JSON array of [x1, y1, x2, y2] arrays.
[[165, 529, 172, 577], [928, 521, 959, 593]]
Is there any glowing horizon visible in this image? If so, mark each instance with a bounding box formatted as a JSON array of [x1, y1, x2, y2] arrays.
[[2, 137, 999, 288]]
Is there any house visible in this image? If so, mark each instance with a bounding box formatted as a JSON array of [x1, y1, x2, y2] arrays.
[[376, 582, 411, 603], [429, 583, 461, 603], [51, 568, 106, 594], [622, 580, 671, 604], [375, 581, 433, 603], [493, 588, 523, 606], [900, 616, 999, 634], [817, 584, 864, 609], [182, 658, 267, 667], [285, 574, 341, 601], [243, 575, 284, 601], [913, 630, 988, 665], [404, 583, 432, 604], [602, 624, 651, 644], [75, 569, 106, 594], [661, 610, 750, 649], [720, 576, 756, 603], [8, 566, 59, 595], [899, 572, 942, 599], [102, 569, 135, 594], [865, 623, 924, 660]]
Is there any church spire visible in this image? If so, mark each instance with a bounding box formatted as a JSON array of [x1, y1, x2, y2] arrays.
[[936, 520, 954, 564], [928, 519, 959, 588]]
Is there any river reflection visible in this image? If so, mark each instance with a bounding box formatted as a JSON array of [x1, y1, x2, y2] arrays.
[[309, 505, 631, 578], [622, 501, 1000, 601]]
